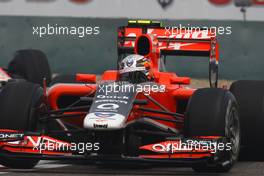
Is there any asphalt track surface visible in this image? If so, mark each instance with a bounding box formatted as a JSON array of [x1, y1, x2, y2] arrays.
[[0, 149, 261, 175], [0, 160, 263, 176], [1, 150, 264, 176]]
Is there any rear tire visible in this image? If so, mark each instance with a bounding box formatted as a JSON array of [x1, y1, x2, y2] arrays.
[[0, 82, 43, 169], [8, 49, 51, 86], [230, 80, 264, 147], [185, 88, 240, 172]]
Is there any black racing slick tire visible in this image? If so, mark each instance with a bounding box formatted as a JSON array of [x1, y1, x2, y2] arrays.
[[0, 82, 43, 169], [8, 49, 52, 86], [185, 88, 240, 173], [230, 80, 264, 147]]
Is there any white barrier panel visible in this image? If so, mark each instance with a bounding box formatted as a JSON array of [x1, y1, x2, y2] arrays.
[[0, 0, 263, 21]]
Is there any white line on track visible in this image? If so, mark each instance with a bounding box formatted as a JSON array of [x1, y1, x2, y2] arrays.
[[0, 165, 7, 175], [35, 160, 71, 169]]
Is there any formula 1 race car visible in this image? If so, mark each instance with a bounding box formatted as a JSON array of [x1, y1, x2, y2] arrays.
[[0, 20, 262, 173]]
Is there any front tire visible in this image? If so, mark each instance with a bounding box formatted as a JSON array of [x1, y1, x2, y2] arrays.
[[0, 82, 43, 169], [185, 88, 240, 172]]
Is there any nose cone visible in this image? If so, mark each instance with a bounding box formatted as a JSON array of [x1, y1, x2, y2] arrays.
[[83, 112, 126, 130]]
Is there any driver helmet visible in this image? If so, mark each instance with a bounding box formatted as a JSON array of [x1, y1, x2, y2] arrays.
[[119, 54, 152, 83]]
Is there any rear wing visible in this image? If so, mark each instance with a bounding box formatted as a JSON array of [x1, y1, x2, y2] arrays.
[[118, 20, 218, 58], [117, 20, 219, 87]]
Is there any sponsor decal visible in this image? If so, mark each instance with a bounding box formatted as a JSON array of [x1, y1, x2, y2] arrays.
[[94, 112, 115, 118], [126, 57, 134, 67], [95, 95, 128, 104], [97, 103, 119, 110], [27, 136, 70, 149], [0, 133, 24, 139], [93, 124, 108, 129], [25, 136, 99, 154], [159, 43, 195, 50], [95, 99, 128, 104], [96, 95, 129, 100], [88, 112, 116, 120], [89, 83, 137, 118], [140, 140, 232, 154], [163, 29, 214, 39], [95, 119, 108, 123]]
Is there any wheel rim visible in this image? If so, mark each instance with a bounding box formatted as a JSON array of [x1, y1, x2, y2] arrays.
[[226, 106, 240, 162]]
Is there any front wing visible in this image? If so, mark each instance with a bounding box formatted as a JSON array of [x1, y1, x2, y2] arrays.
[[0, 129, 228, 166]]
